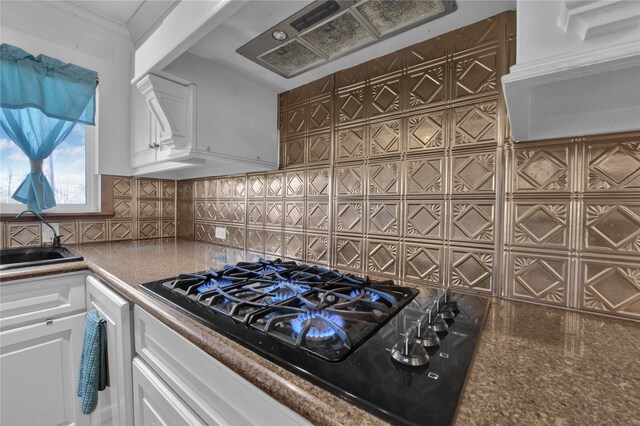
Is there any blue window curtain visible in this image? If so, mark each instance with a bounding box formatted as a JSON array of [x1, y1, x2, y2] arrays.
[[0, 43, 97, 211]]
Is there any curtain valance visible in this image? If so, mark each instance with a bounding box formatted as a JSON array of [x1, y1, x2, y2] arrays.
[[0, 43, 97, 125]]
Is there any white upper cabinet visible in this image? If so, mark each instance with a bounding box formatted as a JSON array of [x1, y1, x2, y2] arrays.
[[502, 0, 640, 141]]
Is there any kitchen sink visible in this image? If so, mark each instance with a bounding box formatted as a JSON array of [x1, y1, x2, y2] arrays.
[[0, 246, 84, 271]]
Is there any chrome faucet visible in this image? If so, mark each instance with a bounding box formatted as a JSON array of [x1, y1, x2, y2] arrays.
[[15, 210, 61, 248]]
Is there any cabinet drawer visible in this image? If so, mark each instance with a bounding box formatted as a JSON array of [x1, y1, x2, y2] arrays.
[[0, 272, 86, 331], [134, 306, 309, 426], [133, 357, 205, 426]]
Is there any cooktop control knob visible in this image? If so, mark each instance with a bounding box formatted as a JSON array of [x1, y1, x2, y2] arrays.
[[426, 306, 449, 332], [415, 318, 440, 348], [436, 298, 456, 320], [391, 329, 430, 367], [441, 289, 459, 317]]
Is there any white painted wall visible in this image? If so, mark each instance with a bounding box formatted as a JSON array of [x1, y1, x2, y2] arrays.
[[0, 1, 133, 176]]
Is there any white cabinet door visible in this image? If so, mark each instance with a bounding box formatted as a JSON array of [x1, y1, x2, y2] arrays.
[[86, 276, 133, 426], [132, 357, 205, 426], [0, 312, 88, 426], [130, 87, 159, 168]]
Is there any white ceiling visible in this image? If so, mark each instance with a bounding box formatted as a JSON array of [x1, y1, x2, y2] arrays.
[[186, 0, 517, 92], [70, 0, 144, 24]]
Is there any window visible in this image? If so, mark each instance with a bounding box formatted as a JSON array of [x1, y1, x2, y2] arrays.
[[0, 121, 99, 213]]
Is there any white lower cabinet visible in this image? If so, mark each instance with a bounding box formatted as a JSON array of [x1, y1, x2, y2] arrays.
[[134, 306, 310, 426], [0, 312, 88, 426], [132, 357, 205, 426], [0, 272, 133, 426]]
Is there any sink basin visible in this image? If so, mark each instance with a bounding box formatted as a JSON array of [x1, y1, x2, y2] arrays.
[[0, 246, 84, 271]]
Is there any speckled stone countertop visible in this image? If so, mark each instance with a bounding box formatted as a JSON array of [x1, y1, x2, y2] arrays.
[[2, 238, 639, 425]]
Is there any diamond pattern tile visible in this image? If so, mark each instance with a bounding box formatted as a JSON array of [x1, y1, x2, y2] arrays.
[[113, 200, 132, 218], [406, 203, 441, 238], [248, 176, 264, 198], [369, 163, 399, 195], [265, 202, 283, 226], [308, 133, 330, 163], [369, 203, 398, 235], [585, 204, 640, 252], [453, 50, 497, 98], [454, 102, 497, 146], [113, 177, 132, 197], [408, 64, 445, 107], [307, 168, 329, 196], [81, 222, 106, 243], [266, 173, 284, 197], [309, 99, 330, 131], [582, 262, 640, 318], [337, 128, 364, 160], [287, 107, 305, 136], [452, 202, 494, 242], [588, 142, 640, 190], [337, 166, 363, 196], [307, 235, 328, 263], [368, 241, 397, 275], [286, 172, 304, 197], [338, 88, 364, 123], [8, 224, 40, 247], [285, 202, 304, 228], [307, 202, 328, 230], [512, 256, 566, 304], [286, 138, 305, 166], [404, 244, 440, 283], [336, 202, 363, 233], [248, 202, 264, 225], [514, 203, 567, 247], [371, 78, 400, 116], [285, 233, 304, 260], [137, 179, 159, 198], [138, 201, 159, 218], [370, 120, 400, 156], [408, 112, 444, 151], [407, 158, 442, 193], [453, 153, 495, 193], [336, 238, 362, 270], [515, 147, 569, 191], [265, 231, 282, 255], [451, 251, 493, 292]]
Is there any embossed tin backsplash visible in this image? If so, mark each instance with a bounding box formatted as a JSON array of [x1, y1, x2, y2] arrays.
[[1, 177, 176, 246], [180, 12, 640, 320]]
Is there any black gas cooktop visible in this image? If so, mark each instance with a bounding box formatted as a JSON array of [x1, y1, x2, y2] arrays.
[[140, 258, 488, 425]]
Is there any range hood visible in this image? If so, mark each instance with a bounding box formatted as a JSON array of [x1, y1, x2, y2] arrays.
[[237, 0, 457, 78]]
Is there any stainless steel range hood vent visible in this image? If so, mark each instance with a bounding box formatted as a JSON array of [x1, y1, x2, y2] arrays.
[[237, 0, 457, 78]]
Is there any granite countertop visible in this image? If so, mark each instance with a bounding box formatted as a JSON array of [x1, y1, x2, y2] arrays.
[[2, 238, 639, 425]]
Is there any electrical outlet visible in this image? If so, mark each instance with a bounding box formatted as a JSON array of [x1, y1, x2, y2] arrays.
[[42, 223, 59, 244], [215, 226, 227, 240]]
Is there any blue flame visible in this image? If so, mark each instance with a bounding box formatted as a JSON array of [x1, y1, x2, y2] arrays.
[[196, 278, 234, 293], [349, 289, 380, 302], [263, 279, 309, 298], [291, 311, 343, 340]]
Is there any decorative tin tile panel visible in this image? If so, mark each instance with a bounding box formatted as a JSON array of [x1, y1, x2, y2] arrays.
[[306, 234, 328, 264], [337, 165, 364, 196], [453, 101, 497, 146], [369, 162, 400, 195], [247, 202, 264, 226], [265, 230, 283, 255], [308, 133, 331, 163], [162, 221, 176, 238], [514, 145, 570, 192], [113, 177, 132, 197], [450, 249, 493, 293], [338, 87, 365, 123], [59, 223, 77, 244], [403, 243, 441, 284], [194, 180, 206, 199], [265, 202, 283, 227], [407, 63, 445, 108], [367, 240, 398, 276], [219, 179, 232, 198], [370, 77, 401, 116], [408, 111, 444, 151], [405, 36, 446, 67], [266, 173, 284, 197], [307, 168, 329, 196], [287, 106, 306, 136], [513, 202, 569, 248], [137, 179, 160, 199], [232, 201, 246, 223], [370, 120, 400, 156], [452, 152, 495, 193], [509, 254, 567, 305], [247, 229, 265, 252], [581, 260, 640, 318], [8, 223, 41, 247], [113, 200, 132, 218], [162, 181, 175, 199], [81, 222, 106, 243], [368, 202, 399, 236], [286, 138, 305, 166], [285, 232, 304, 260], [138, 201, 159, 218], [451, 201, 495, 243], [453, 49, 498, 99], [248, 175, 265, 198], [586, 141, 640, 191], [405, 202, 442, 239], [109, 221, 131, 241], [584, 202, 640, 253], [286, 171, 305, 197], [335, 237, 362, 271], [285, 202, 304, 228], [307, 201, 329, 230], [308, 98, 331, 131], [233, 177, 246, 199], [337, 127, 365, 160], [336, 202, 364, 233], [137, 221, 158, 240], [162, 201, 175, 219], [406, 157, 442, 194], [454, 17, 498, 52]]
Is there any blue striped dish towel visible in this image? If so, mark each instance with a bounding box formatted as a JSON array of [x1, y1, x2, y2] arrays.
[[77, 310, 108, 415]]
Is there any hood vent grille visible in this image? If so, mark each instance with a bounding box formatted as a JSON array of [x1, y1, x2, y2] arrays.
[[237, 0, 456, 78]]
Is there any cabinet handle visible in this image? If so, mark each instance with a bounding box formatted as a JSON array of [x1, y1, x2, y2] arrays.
[[153, 143, 160, 149], [148, 144, 154, 149]]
